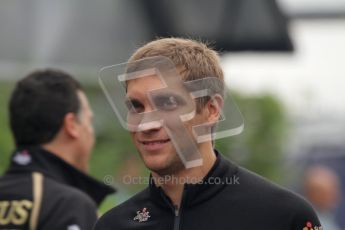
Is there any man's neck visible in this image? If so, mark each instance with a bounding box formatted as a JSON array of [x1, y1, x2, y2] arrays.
[[152, 144, 216, 208], [41, 142, 88, 173]]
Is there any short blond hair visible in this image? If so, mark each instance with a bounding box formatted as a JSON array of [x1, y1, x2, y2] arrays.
[[128, 38, 224, 112]]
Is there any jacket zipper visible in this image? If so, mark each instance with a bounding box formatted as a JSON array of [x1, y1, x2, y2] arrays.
[[158, 186, 186, 230], [173, 206, 180, 230], [172, 185, 188, 230]]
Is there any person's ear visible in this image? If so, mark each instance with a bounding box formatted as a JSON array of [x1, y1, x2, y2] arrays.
[[63, 112, 80, 139], [206, 94, 224, 124]]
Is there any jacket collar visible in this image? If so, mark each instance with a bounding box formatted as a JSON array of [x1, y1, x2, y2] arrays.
[[6, 146, 115, 206], [149, 150, 238, 209]]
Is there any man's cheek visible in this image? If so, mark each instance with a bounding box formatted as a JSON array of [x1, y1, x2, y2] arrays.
[[129, 132, 135, 139]]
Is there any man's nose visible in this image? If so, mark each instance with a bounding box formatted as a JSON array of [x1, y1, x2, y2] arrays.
[[137, 108, 163, 132]]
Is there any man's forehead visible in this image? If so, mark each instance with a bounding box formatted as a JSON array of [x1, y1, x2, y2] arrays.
[[121, 67, 158, 80], [123, 66, 184, 84], [126, 74, 165, 96], [124, 67, 185, 94]]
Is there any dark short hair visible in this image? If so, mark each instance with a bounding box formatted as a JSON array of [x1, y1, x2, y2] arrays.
[[9, 69, 82, 147]]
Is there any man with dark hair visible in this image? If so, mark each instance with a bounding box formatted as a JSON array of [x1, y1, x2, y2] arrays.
[[0, 69, 115, 230], [94, 38, 321, 230]]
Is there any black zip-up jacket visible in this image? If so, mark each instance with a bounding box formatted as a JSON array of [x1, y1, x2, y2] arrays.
[[0, 147, 115, 230], [94, 151, 321, 230]]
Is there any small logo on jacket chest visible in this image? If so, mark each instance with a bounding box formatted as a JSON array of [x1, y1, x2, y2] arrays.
[[133, 208, 151, 222], [303, 221, 323, 230]]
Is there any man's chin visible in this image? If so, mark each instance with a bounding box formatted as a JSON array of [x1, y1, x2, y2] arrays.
[[143, 159, 170, 173], [143, 157, 185, 176]]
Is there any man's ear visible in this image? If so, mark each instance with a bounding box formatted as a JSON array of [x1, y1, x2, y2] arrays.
[[206, 94, 224, 124], [63, 113, 80, 139]]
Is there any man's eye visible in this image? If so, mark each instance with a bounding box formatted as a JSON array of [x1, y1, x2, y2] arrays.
[[126, 100, 144, 113], [155, 96, 179, 111]]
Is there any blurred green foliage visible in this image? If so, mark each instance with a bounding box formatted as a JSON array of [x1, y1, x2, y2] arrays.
[[0, 81, 15, 174], [0, 80, 287, 213], [216, 93, 287, 183]]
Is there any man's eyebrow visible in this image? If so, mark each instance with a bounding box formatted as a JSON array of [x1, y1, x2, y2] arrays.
[[125, 90, 144, 101]]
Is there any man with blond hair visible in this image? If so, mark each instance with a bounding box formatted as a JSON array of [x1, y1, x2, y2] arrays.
[[94, 38, 321, 230]]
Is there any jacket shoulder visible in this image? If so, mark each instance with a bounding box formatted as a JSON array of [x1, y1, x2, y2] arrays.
[[39, 176, 98, 229], [236, 166, 308, 204], [233, 166, 321, 227], [43, 176, 96, 206]]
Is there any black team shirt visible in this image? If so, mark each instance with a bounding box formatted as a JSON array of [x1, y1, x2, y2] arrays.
[[0, 147, 115, 230], [94, 150, 322, 230]]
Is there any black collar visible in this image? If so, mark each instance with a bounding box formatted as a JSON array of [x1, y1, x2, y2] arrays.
[[149, 150, 238, 209], [6, 146, 116, 206]]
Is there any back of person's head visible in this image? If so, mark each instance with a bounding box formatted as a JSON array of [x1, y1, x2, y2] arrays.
[[9, 69, 82, 147], [128, 37, 224, 112]]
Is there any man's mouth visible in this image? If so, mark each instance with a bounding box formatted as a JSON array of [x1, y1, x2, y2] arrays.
[[139, 139, 170, 151], [140, 139, 170, 145]]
